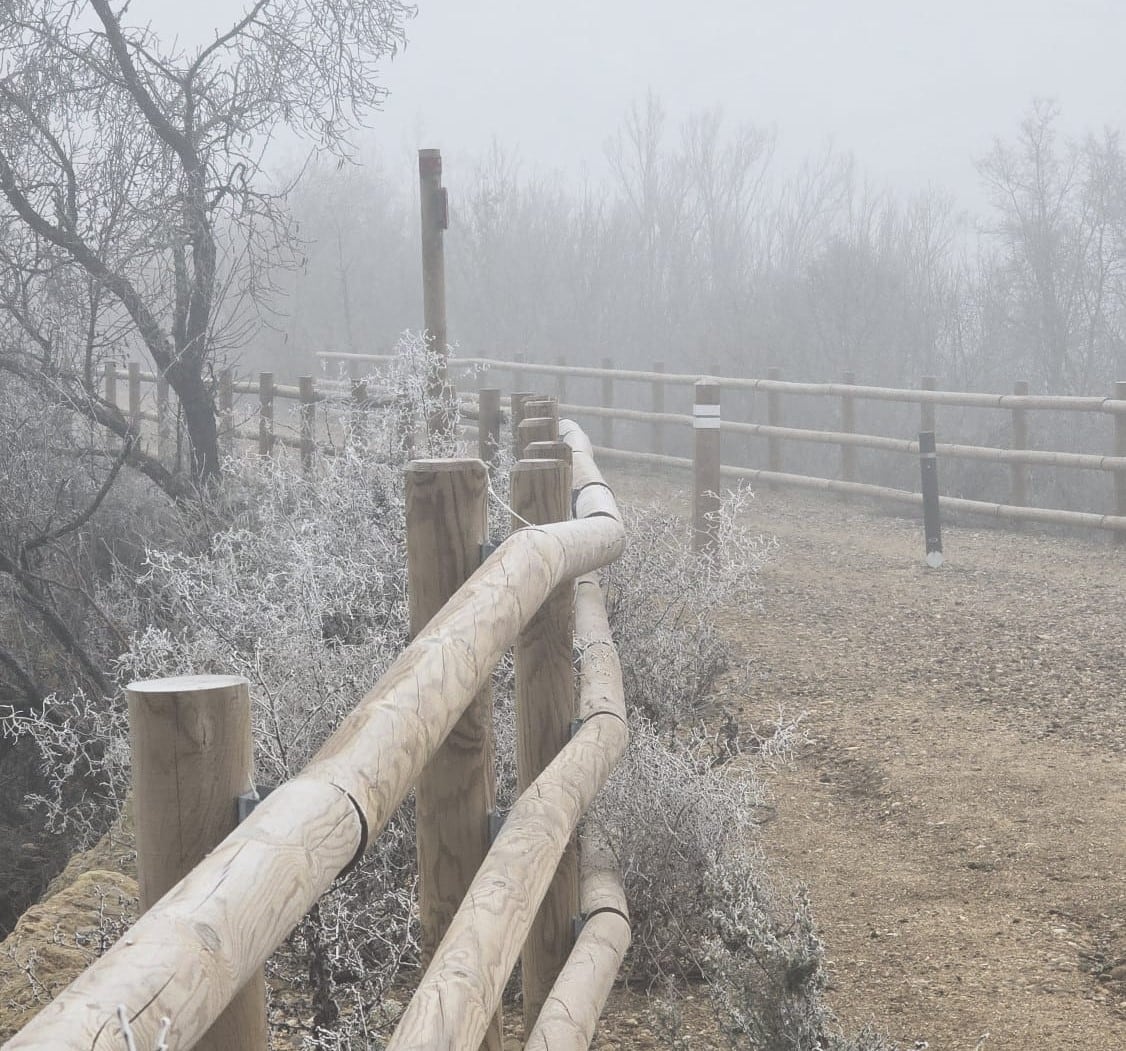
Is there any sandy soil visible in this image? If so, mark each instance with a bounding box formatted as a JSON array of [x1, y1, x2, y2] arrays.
[[609, 465, 1126, 1051]]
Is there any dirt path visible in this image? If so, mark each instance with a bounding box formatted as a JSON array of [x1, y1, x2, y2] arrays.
[[609, 468, 1126, 1051]]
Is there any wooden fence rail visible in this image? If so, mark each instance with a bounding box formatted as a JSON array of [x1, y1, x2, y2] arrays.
[[318, 352, 1126, 538], [4, 413, 630, 1051]]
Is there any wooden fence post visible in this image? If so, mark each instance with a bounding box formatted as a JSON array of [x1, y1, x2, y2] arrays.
[[651, 361, 665, 455], [258, 372, 274, 457], [510, 391, 537, 461], [1010, 380, 1029, 507], [555, 356, 568, 404], [103, 361, 117, 408], [693, 379, 721, 553], [127, 674, 267, 1051], [840, 370, 857, 484], [350, 371, 369, 450], [600, 357, 614, 448], [157, 370, 171, 465], [919, 431, 944, 567], [513, 352, 527, 393], [406, 459, 502, 1051], [511, 458, 577, 1033], [1115, 380, 1126, 545], [127, 362, 141, 436], [218, 368, 233, 461], [478, 387, 501, 466], [418, 148, 450, 436], [519, 418, 557, 457], [921, 375, 937, 434], [299, 376, 316, 475], [766, 366, 782, 477]]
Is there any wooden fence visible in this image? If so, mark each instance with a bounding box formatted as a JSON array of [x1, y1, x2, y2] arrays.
[[4, 407, 631, 1050], [318, 352, 1126, 538]]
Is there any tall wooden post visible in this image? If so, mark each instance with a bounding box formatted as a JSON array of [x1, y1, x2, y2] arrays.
[[600, 357, 614, 448], [555, 356, 568, 403], [840, 370, 857, 484], [766, 366, 782, 476], [218, 368, 234, 461], [513, 352, 527, 393], [511, 459, 577, 1033], [406, 459, 501, 1051], [478, 387, 502, 466], [299, 376, 316, 475], [920, 375, 937, 435], [1114, 381, 1126, 545], [693, 380, 721, 553], [127, 362, 141, 436], [651, 361, 665, 455], [127, 675, 267, 1051], [418, 149, 450, 436], [258, 372, 274, 457], [919, 432, 944, 568], [1010, 380, 1029, 507]]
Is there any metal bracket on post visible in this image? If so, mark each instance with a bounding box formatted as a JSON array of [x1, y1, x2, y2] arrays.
[[488, 808, 507, 844], [236, 785, 274, 824]]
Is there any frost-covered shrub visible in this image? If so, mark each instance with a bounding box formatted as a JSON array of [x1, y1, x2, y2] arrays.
[[603, 486, 776, 735]]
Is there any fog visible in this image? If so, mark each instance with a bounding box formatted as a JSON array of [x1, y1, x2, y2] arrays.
[[372, 0, 1126, 206]]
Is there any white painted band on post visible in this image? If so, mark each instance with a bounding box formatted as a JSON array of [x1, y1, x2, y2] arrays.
[[693, 404, 721, 429]]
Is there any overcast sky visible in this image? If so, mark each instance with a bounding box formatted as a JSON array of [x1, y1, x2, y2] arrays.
[[362, 0, 1126, 207]]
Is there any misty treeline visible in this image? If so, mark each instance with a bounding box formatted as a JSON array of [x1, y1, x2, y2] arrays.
[[278, 96, 1126, 398]]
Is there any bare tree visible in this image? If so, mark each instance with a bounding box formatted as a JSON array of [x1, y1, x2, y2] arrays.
[[0, 0, 413, 487]]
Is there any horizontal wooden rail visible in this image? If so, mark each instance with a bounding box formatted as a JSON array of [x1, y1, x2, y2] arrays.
[[5, 426, 625, 1051], [586, 444, 1126, 533], [320, 351, 1126, 415]]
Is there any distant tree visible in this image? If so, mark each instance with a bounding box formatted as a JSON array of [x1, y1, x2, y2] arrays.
[[977, 100, 1126, 391], [0, 0, 414, 488]]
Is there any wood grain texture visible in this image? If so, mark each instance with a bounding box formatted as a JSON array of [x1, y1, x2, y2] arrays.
[[128, 676, 267, 1051], [407, 461, 501, 1051], [385, 715, 629, 1051], [5, 779, 361, 1051], [9, 425, 625, 1051], [521, 911, 630, 1051], [518, 416, 557, 456], [512, 460, 577, 1031]]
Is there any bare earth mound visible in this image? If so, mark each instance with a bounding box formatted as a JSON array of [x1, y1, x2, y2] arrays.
[[609, 466, 1125, 1050]]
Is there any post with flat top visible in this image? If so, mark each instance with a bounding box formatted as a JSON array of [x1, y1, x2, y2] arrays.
[[478, 387, 502, 466], [299, 376, 316, 475], [840, 370, 857, 485], [766, 366, 782, 478], [418, 148, 451, 437], [918, 431, 944, 567], [693, 380, 722, 553], [511, 458, 577, 1033], [1010, 380, 1029, 508], [258, 372, 274, 457], [127, 674, 268, 1051], [406, 459, 502, 1051], [218, 368, 233, 461], [651, 361, 665, 455]]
